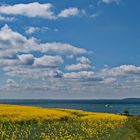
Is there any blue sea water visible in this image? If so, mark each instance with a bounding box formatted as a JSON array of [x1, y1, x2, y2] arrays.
[[0, 99, 140, 115]]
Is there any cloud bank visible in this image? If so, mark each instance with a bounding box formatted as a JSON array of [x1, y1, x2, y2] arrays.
[[0, 2, 83, 19]]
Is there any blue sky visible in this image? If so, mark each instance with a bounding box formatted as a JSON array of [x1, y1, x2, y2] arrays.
[[0, 0, 140, 99]]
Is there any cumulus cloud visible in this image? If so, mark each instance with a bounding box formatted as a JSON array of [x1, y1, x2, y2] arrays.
[[34, 55, 64, 67], [76, 56, 91, 64], [25, 26, 49, 34], [65, 63, 92, 71], [89, 65, 140, 88], [0, 2, 55, 19], [39, 42, 89, 55], [0, 25, 93, 79], [1, 23, 140, 85], [64, 71, 95, 79], [3, 66, 63, 79], [0, 3, 83, 19], [0, 24, 90, 58], [1, 24, 139, 96], [17, 54, 34, 65], [0, 24, 29, 51], [1, 24, 140, 83], [58, 7, 80, 18], [1, 64, 140, 98], [100, 65, 140, 77]]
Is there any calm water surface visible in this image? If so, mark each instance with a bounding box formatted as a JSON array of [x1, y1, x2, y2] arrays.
[[0, 99, 140, 115]]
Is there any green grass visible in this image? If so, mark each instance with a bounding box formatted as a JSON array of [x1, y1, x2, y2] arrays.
[[103, 116, 140, 140]]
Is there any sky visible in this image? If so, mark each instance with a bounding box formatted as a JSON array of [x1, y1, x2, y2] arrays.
[[0, 0, 140, 99]]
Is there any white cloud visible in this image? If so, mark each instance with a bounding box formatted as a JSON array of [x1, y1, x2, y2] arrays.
[[6, 78, 18, 87], [100, 65, 140, 77], [17, 54, 34, 65], [25, 26, 49, 34], [0, 59, 18, 66], [3, 66, 63, 79], [1, 64, 140, 98], [39, 42, 88, 55], [0, 24, 90, 58], [0, 2, 55, 19], [25, 27, 40, 34], [0, 3, 84, 19], [101, 0, 120, 4], [76, 56, 91, 64], [2, 24, 140, 94], [0, 24, 28, 50], [63, 64, 140, 83], [0, 15, 15, 22], [65, 63, 92, 71], [0, 24, 140, 86], [58, 7, 80, 18], [64, 71, 95, 79], [0, 25, 93, 79], [34, 55, 64, 67]]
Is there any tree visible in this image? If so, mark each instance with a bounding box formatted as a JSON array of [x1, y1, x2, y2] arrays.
[[123, 110, 130, 116]]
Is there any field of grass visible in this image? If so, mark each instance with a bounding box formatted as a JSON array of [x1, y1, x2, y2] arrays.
[[0, 104, 139, 140]]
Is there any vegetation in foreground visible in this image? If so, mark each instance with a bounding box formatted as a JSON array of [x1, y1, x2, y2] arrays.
[[0, 104, 139, 140]]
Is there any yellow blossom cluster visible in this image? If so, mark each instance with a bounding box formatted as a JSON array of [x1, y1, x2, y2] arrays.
[[0, 104, 127, 140]]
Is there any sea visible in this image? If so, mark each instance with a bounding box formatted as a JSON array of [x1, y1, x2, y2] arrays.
[[0, 99, 140, 115]]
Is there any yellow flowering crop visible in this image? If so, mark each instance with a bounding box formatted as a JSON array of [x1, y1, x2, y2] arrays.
[[0, 104, 128, 140]]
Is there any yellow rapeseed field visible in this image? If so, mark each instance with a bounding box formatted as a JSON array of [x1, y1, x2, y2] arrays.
[[0, 104, 128, 140]]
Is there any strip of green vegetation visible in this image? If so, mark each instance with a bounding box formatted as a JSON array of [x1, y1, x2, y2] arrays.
[[104, 116, 140, 140]]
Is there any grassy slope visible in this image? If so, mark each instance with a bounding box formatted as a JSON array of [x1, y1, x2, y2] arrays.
[[0, 104, 139, 140]]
